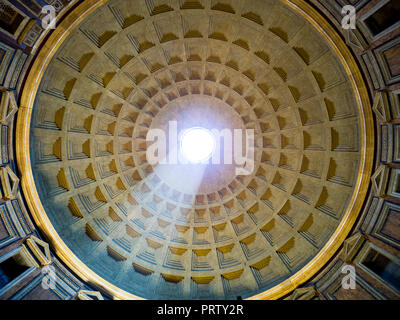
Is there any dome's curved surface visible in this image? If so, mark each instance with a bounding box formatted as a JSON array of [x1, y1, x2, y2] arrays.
[[19, 0, 373, 299]]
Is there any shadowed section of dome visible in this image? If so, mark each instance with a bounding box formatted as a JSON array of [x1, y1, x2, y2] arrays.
[[24, 0, 369, 300]]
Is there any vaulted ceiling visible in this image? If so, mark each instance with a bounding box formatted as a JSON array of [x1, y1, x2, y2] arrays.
[[19, 0, 373, 299]]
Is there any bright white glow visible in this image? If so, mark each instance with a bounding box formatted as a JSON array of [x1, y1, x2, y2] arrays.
[[180, 127, 215, 163]]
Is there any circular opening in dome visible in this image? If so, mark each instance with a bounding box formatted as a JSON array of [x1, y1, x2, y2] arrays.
[[180, 127, 215, 164]]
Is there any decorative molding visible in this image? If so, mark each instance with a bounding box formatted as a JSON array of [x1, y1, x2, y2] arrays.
[[0, 90, 18, 124], [288, 286, 318, 300], [77, 290, 104, 300], [0, 165, 20, 200], [371, 165, 389, 197], [25, 235, 52, 266], [373, 91, 391, 123], [342, 232, 366, 263], [345, 29, 368, 52]]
